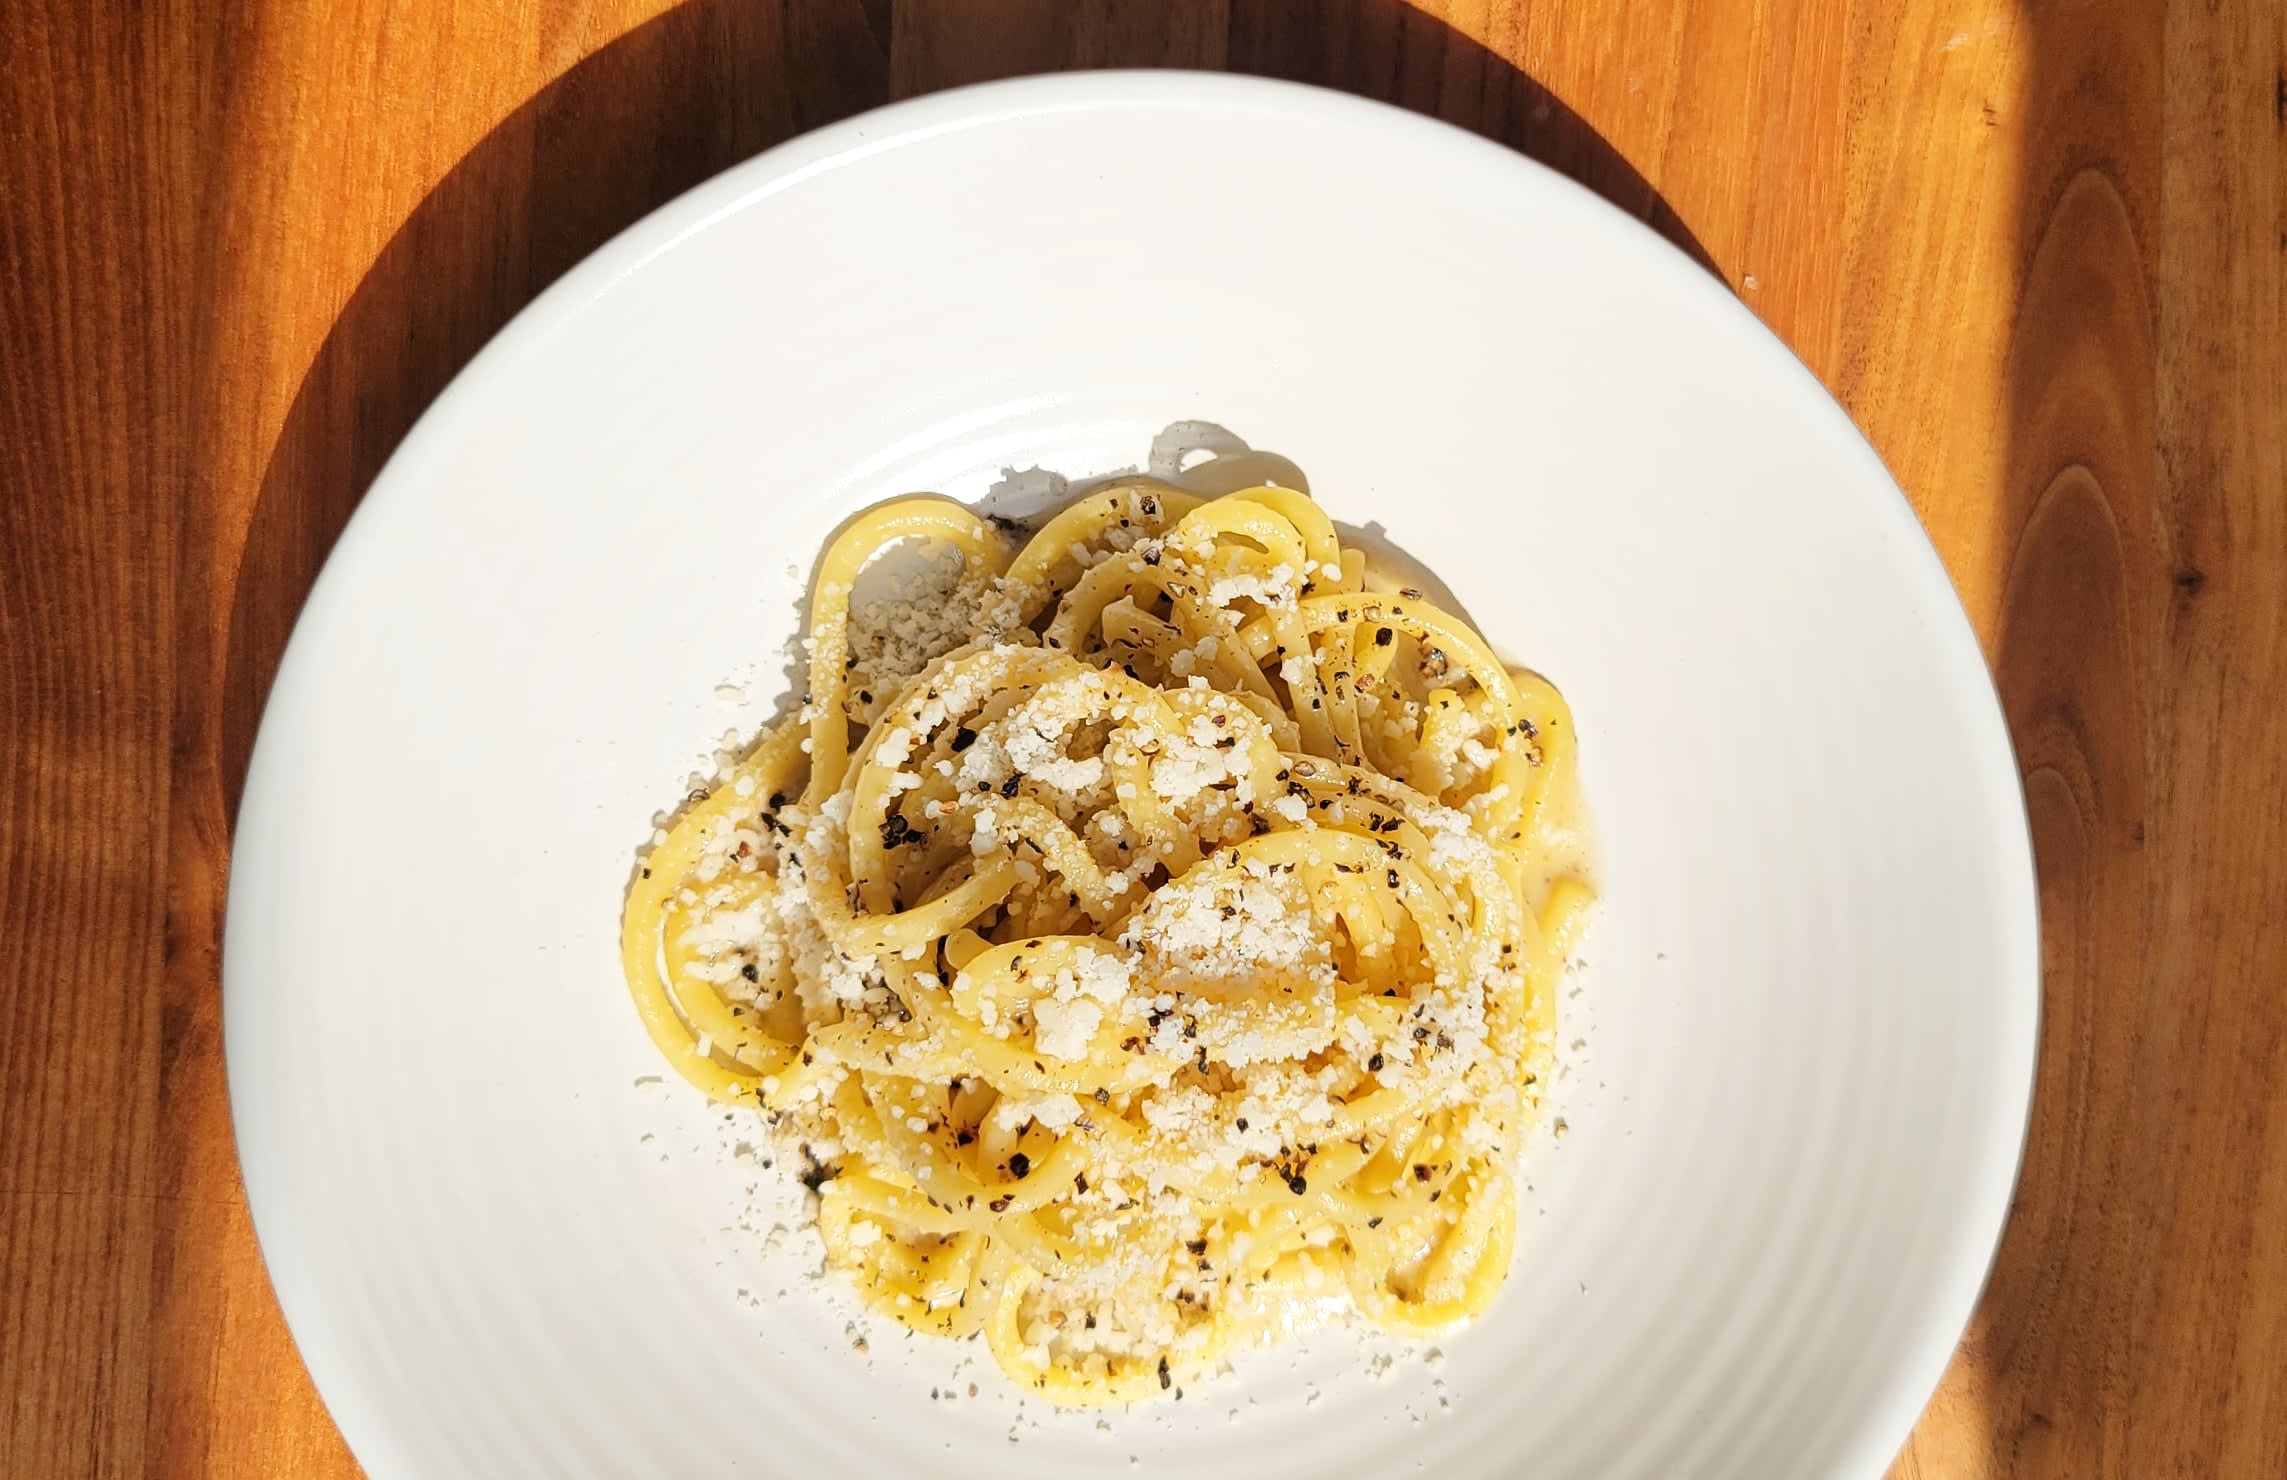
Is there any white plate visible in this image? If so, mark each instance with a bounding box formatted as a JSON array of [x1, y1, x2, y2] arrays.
[[226, 72, 2037, 1480]]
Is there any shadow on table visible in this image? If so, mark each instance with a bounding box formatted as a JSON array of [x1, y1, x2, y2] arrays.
[[218, 0, 1714, 819]]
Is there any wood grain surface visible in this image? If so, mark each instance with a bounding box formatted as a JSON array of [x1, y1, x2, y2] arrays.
[[2, 1, 2281, 1475]]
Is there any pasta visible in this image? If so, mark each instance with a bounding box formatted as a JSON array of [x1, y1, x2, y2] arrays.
[[621, 479, 1592, 1403]]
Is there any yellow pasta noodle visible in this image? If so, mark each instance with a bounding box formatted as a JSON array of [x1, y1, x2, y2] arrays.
[[621, 478, 1591, 1403]]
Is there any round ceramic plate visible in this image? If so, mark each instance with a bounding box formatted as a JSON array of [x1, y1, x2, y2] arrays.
[[226, 72, 2037, 1480]]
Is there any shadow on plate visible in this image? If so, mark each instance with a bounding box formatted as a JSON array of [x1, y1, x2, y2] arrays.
[[220, 0, 1717, 823]]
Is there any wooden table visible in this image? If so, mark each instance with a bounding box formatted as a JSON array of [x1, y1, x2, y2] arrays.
[[4, 2, 2281, 1474]]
